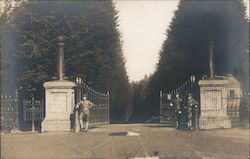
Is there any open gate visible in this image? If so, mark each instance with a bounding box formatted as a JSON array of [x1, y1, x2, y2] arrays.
[[160, 76, 200, 128], [160, 91, 176, 127], [75, 79, 109, 125]]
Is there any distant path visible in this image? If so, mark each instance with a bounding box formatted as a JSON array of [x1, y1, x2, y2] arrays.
[[1, 124, 249, 159]]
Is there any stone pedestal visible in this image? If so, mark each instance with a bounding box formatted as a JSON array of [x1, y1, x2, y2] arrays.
[[198, 79, 231, 129], [41, 80, 76, 132]]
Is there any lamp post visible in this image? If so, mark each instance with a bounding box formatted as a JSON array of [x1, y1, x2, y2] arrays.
[[27, 87, 36, 132], [14, 89, 19, 131], [190, 75, 199, 131], [76, 77, 82, 102], [74, 77, 82, 132], [190, 75, 195, 94]]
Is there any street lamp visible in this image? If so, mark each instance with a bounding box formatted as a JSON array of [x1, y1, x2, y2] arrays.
[[190, 75, 195, 94], [190, 75, 199, 131], [27, 87, 36, 132], [190, 75, 195, 83], [76, 77, 82, 102]]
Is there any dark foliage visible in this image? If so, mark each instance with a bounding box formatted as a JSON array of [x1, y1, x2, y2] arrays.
[[1, 0, 132, 121], [147, 0, 249, 117]]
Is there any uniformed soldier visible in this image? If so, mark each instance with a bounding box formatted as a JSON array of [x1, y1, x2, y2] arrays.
[[75, 94, 95, 132], [187, 93, 199, 130], [173, 92, 182, 128]]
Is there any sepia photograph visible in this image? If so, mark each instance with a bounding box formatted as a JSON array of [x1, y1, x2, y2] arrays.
[[0, 0, 249, 158]]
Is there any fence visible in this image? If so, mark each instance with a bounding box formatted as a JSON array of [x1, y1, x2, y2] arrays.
[[23, 97, 44, 131], [227, 96, 249, 127], [160, 75, 200, 129], [75, 79, 109, 125], [160, 91, 176, 126], [0, 90, 19, 131]]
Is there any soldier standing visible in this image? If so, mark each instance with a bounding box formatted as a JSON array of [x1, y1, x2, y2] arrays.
[[173, 92, 182, 128], [187, 93, 199, 130], [75, 94, 95, 132]]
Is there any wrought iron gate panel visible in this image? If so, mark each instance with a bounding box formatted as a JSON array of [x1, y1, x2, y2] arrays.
[[76, 82, 109, 125], [227, 96, 249, 127], [23, 98, 44, 121], [160, 91, 176, 126], [0, 92, 19, 130]]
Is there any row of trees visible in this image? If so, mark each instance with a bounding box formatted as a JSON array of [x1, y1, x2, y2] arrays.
[[1, 0, 132, 122], [130, 0, 249, 121], [1, 0, 248, 122], [153, 0, 248, 91]]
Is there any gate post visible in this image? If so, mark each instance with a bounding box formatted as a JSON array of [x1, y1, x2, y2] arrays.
[[74, 108, 80, 132], [14, 89, 20, 131], [194, 105, 199, 131], [107, 91, 110, 123], [31, 96, 35, 132], [160, 90, 162, 126]]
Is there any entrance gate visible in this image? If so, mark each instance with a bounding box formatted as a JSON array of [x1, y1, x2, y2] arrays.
[[160, 91, 176, 127], [23, 97, 44, 131], [0, 90, 19, 131], [227, 96, 249, 127], [160, 76, 200, 128], [75, 80, 109, 125]]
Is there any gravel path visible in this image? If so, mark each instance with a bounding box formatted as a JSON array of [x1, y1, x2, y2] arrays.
[[1, 124, 249, 159]]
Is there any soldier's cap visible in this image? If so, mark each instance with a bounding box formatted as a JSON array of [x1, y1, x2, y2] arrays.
[[83, 94, 87, 98]]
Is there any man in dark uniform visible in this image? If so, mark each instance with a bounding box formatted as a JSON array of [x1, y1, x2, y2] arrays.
[[75, 94, 95, 132], [173, 92, 182, 128], [187, 93, 199, 130]]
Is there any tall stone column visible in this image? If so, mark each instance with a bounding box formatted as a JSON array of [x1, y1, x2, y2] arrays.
[[57, 36, 65, 80], [41, 36, 76, 132], [209, 41, 215, 79]]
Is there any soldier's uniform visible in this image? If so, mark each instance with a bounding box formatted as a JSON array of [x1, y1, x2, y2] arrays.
[[173, 93, 182, 127], [77, 96, 95, 131], [187, 94, 198, 129]]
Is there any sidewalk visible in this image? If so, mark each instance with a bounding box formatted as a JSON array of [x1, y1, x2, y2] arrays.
[[1, 124, 249, 159]]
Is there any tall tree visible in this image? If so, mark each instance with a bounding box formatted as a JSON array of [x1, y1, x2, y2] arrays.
[[1, 0, 132, 121], [149, 0, 249, 116], [130, 75, 152, 121]]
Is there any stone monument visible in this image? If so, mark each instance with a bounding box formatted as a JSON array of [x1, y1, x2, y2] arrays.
[[198, 41, 231, 129], [41, 36, 76, 132]]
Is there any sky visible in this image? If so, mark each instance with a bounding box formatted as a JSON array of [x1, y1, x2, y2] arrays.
[[114, 0, 180, 82], [114, 0, 249, 82]]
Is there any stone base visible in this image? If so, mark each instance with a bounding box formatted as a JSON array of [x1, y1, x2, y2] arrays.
[[199, 116, 231, 129], [41, 119, 71, 132], [42, 80, 75, 132]]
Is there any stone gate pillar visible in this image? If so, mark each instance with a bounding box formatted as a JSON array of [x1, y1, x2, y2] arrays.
[[198, 79, 231, 129], [41, 36, 76, 132]]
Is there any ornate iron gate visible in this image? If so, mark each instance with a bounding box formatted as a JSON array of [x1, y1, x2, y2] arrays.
[[23, 97, 44, 131], [0, 90, 19, 131], [160, 75, 200, 129], [160, 91, 176, 126], [227, 96, 249, 127], [75, 79, 109, 125]]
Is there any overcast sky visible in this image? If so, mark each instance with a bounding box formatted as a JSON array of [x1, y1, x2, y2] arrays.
[[114, 0, 180, 82], [114, 0, 249, 82]]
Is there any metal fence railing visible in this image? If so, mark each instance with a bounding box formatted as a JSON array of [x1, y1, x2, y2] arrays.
[[0, 90, 19, 131], [160, 75, 200, 130], [75, 78, 109, 125], [227, 96, 249, 127]]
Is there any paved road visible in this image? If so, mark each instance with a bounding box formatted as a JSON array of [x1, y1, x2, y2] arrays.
[[1, 124, 249, 159]]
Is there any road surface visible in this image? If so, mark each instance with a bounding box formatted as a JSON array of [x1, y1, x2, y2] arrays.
[[1, 124, 249, 159]]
